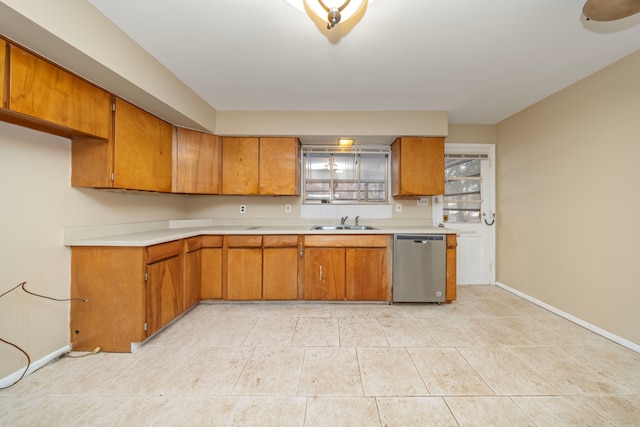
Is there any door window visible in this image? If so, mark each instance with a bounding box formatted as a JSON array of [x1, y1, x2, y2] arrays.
[[444, 155, 487, 223]]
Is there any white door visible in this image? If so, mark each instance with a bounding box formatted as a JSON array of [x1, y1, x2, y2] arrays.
[[433, 144, 496, 285]]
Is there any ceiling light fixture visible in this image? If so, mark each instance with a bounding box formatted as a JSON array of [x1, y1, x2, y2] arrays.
[[582, 0, 640, 21], [338, 138, 354, 146], [303, 0, 368, 29]]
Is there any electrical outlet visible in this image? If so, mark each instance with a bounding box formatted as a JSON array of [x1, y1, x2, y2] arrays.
[[239, 205, 246, 214], [395, 203, 402, 213], [285, 204, 292, 213], [417, 198, 429, 207]]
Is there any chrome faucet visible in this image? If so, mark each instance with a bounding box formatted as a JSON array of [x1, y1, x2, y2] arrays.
[[340, 216, 349, 225], [355, 216, 360, 226]]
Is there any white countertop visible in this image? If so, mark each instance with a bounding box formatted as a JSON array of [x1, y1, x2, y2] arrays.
[[64, 220, 462, 247]]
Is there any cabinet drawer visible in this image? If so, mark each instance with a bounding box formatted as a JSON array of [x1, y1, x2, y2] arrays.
[[225, 235, 262, 247], [201, 235, 223, 248], [304, 235, 390, 248], [185, 236, 202, 253], [263, 235, 298, 247], [146, 240, 183, 264]]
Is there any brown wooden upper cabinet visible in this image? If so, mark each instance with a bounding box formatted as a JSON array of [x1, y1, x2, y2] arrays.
[[259, 137, 300, 195], [221, 136, 300, 195], [173, 127, 220, 194], [391, 137, 445, 197], [0, 40, 6, 108], [1, 43, 111, 140], [72, 97, 173, 192]]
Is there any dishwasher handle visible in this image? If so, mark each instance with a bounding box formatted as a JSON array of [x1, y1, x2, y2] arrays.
[[395, 234, 445, 242]]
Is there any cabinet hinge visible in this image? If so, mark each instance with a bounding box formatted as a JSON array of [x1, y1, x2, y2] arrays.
[[144, 272, 148, 282], [112, 103, 116, 112], [110, 172, 114, 182], [143, 322, 148, 331]]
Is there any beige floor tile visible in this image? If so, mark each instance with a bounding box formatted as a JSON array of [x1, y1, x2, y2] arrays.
[[233, 347, 304, 395], [0, 351, 134, 395], [330, 303, 377, 318], [82, 395, 170, 426], [419, 316, 488, 346], [583, 394, 640, 426], [149, 396, 238, 427], [242, 317, 297, 346], [510, 345, 632, 394], [377, 396, 458, 426], [408, 347, 494, 395], [168, 347, 254, 394], [338, 317, 389, 347], [457, 347, 556, 395], [0, 395, 102, 427], [559, 343, 640, 393], [445, 396, 535, 426], [304, 396, 379, 427], [191, 316, 257, 347], [4, 286, 640, 427], [291, 317, 340, 346], [512, 396, 612, 426], [358, 347, 428, 396], [106, 346, 199, 395], [299, 347, 363, 396], [379, 317, 437, 346], [229, 396, 307, 427]]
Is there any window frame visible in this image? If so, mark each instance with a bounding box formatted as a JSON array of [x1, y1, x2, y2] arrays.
[[302, 146, 391, 205]]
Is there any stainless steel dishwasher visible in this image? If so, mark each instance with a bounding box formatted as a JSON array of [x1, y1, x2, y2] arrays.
[[392, 234, 446, 303]]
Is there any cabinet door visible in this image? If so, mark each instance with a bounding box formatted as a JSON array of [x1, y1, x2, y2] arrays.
[[6, 45, 111, 139], [304, 248, 345, 300], [346, 248, 388, 301], [114, 97, 173, 192], [146, 254, 183, 336], [173, 128, 220, 194], [221, 137, 259, 194], [392, 137, 444, 196], [70, 246, 146, 352], [263, 247, 298, 300], [184, 237, 202, 310], [259, 137, 300, 195], [0, 40, 5, 108], [226, 248, 263, 300], [446, 234, 457, 302]]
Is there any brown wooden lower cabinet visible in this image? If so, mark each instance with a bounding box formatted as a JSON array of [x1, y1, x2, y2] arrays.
[[263, 235, 299, 300], [224, 235, 263, 300], [446, 234, 458, 302], [200, 236, 223, 299], [302, 235, 392, 301], [69, 232, 456, 351], [304, 248, 346, 300], [70, 240, 183, 352]]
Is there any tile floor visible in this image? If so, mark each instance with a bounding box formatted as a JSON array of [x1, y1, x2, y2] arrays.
[[1, 285, 640, 426]]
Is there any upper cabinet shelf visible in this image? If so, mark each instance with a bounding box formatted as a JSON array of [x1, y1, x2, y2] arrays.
[[0, 42, 112, 140]]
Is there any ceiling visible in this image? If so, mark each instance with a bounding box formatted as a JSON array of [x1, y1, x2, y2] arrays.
[[85, 0, 639, 125]]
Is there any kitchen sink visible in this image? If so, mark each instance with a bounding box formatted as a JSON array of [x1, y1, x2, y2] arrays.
[[311, 225, 379, 231]]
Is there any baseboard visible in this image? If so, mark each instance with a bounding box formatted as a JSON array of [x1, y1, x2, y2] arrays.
[[0, 344, 71, 389], [495, 282, 640, 354]]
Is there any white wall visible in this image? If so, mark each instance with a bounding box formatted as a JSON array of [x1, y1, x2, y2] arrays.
[[0, 122, 188, 378], [496, 50, 640, 346]]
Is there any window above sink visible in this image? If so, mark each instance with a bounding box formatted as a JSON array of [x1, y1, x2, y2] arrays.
[[302, 146, 390, 205]]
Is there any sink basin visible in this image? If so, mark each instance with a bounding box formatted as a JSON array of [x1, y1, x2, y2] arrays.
[[311, 225, 379, 231], [311, 225, 344, 230], [342, 225, 379, 230]]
